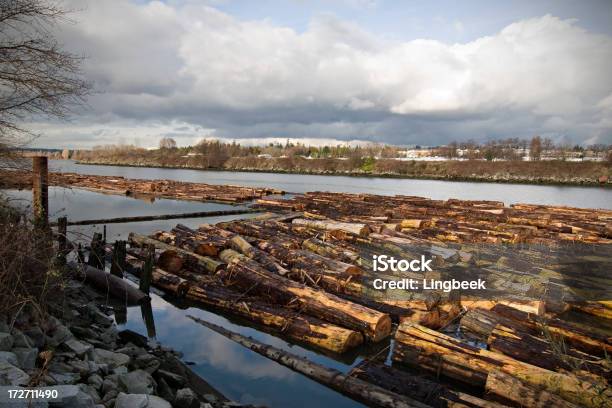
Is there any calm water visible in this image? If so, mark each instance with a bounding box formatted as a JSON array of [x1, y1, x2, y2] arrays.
[[51, 159, 612, 209]]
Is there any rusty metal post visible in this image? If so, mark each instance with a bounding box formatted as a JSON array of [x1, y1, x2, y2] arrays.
[[32, 156, 49, 228]]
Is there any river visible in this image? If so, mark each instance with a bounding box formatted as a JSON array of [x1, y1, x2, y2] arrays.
[[2, 160, 611, 407]]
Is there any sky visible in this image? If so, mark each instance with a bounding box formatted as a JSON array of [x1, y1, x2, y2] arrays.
[[28, 0, 612, 148]]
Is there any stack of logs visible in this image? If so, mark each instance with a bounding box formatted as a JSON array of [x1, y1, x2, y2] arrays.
[[122, 209, 611, 408], [253, 192, 612, 244], [1, 170, 284, 203]]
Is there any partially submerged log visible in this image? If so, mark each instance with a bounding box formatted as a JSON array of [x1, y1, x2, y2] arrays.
[[393, 322, 610, 408], [219, 249, 392, 342], [351, 362, 507, 408], [188, 316, 430, 408], [68, 261, 148, 305], [186, 284, 363, 354]]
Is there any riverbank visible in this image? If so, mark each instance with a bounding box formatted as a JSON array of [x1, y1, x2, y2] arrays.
[[73, 159, 611, 187], [0, 278, 254, 408]]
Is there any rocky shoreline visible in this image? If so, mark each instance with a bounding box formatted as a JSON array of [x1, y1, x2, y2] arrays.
[[0, 279, 257, 408]]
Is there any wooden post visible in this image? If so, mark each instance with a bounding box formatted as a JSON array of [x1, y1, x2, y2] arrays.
[[141, 301, 156, 338], [110, 240, 126, 278], [87, 232, 105, 270], [77, 243, 85, 264], [32, 156, 48, 228], [139, 245, 154, 294], [103, 225, 107, 243], [57, 216, 68, 265]]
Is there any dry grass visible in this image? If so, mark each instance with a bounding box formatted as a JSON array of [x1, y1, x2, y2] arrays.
[[0, 198, 64, 321]]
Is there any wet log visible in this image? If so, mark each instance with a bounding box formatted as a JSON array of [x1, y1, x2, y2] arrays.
[[229, 235, 289, 275], [292, 218, 370, 236], [569, 301, 612, 320], [186, 285, 363, 353], [485, 370, 579, 408], [218, 249, 392, 342], [351, 362, 507, 408], [129, 233, 224, 274], [301, 238, 361, 263], [187, 316, 430, 408], [460, 308, 533, 339], [491, 304, 612, 357], [487, 325, 609, 380], [460, 298, 545, 316], [392, 322, 610, 408], [68, 261, 148, 305]]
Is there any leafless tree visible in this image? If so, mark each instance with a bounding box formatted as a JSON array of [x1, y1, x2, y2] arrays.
[[0, 0, 90, 167], [158, 137, 177, 149], [530, 136, 542, 161]]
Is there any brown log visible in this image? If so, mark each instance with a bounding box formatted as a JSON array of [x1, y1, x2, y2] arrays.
[[68, 261, 148, 305], [229, 235, 289, 275], [187, 316, 429, 408], [351, 362, 508, 408], [392, 322, 610, 408], [129, 233, 224, 274], [485, 370, 580, 408], [292, 218, 370, 236], [460, 308, 534, 339], [491, 304, 612, 357], [186, 285, 363, 353], [218, 249, 392, 342], [301, 238, 361, 264]]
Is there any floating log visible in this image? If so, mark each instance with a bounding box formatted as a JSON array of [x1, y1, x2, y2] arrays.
[[186, 285, 363, 353], [129, 233, 224, 274], [187, 316, 430, 408], [485, 370, 580, 408], [491, 304, 612, 357], [392, 322, 610, 408], [68, 261, 148, 305], [292, 218, 370, 237], [218, 249, 392, 342], [351, 362, 507, 408], [49, 209, 257, 226]]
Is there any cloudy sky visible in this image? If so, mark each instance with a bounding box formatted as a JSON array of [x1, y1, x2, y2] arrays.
[[30, 0, 612, 148]]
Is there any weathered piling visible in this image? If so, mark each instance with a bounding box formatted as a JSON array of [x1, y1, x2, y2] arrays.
[[32, 156, 48, 228]]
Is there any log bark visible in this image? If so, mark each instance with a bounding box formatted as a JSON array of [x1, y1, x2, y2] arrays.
[[485, 370, 579, 408], [218, 249, 392, 342], [186, 285, 363, 354], [187, 316, 430, 408], [392, 322, 610, 408], [68, 261, 148, 305], [292, 218, 370, 236], [491, 304, 612, 357], [351, 362, 508, 408], [129, 233, 224, 274]]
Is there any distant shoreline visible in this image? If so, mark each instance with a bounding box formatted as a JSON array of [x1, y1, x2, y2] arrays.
[[68, 160, 612, 188]]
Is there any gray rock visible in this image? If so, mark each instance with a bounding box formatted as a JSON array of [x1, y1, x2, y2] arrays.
[[47, 324, 73, 347], [88, 373, 104, 391], [86, 305, 113, 327], [52, 385, 95, 408], [175, 388, 199, 408], [0, 319, 9, 333], [87, 361, 108, 376], [101, 377, 118, 394], [112, 366, 128, 375], [155, 369, 186, 387], [11, 330, 33, 348], [12, 347, 38, 370], [133, 354, 160, 374], [49, 370, 80, 385], [0, 333, 14, 351], [101, 389, 118, 403], [23, 327, 45, 348], [92, 348, 130, 369], [63, 338, 93, 357], [0, 361, 29, 386], [0, 351, 18, 366], [78, 383, 101, 404], [69, 359, 91, 376], [156, 377, 174, 403], [118, 369, 156, 395], [114, 393, 171, 408]]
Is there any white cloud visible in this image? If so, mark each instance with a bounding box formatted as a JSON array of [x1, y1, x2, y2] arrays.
[[30, 2, 612, 147]]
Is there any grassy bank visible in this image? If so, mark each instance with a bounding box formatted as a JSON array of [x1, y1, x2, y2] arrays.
[[72, 156, 612, 186]]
